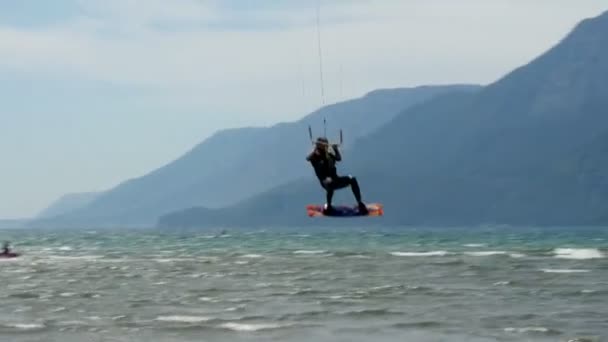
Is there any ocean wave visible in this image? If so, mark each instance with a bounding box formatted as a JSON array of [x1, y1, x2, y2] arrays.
[[46, 255, 103, 261], [153, 257, 197, 263], [240, 254, 263, 259], [509, 253, 526, 258], [504, 326, 561, 335], [155, 315, 212, 323], [390, 251, 448, 257], [553, 248, 604, 260], [338, 308, 403, 317], [219, 322, 288, 332], [464, 251, 507, 256], [493, 281, 511, 286], [1, 322, 46, 330], [392, 321, 443, 329], [463, 244, 486, 248], [198, 296, 219, 303], [541, 269, 590, 273], [293, 250, 327, 255]]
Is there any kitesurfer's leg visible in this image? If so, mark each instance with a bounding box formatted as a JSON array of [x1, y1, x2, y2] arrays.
[[331, 176, 367, 214], [326, 188, 334, 208]]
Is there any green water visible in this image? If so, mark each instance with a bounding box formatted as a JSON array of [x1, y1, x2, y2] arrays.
[[0, 226, 606, 341]]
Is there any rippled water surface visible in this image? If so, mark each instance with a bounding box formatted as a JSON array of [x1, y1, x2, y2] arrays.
[[0, 226, 606, 341]]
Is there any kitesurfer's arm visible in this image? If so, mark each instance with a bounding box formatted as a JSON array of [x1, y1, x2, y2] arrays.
[[331, 144, 342, 161], [307, 152, 325, 183]]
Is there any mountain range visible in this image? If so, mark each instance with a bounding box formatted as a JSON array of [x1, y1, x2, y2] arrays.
[[159, 10, 608, 228], [36, 192, 100, 219]]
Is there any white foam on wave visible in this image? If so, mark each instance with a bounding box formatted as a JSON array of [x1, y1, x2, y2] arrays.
[[198, 296, 219, 303], [390, 251, 448, 257], [463, 244, 486, 248], [541, 269, 590, 273], [509, 253, 526, 258], [240, 254, 263, 259], [155, 315, 212, 323], [493, 281, 511, 286], [464, 251, 507, 256], [47, 255, 102, 261], [347, 254, 372, 259], [553, 248, 604, 260], [220, 322, 286, 332], [58, 246, 73, 251], [293, 250, 327, 255], [504, 326, 550, 333], [7, 323, 45, 330], [328, 295, 345, 300], [153, 257, 196, 263], [0, 258, 20, 263]]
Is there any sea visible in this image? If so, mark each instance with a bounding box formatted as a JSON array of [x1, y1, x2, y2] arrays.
[[0, 226, 606, 342]]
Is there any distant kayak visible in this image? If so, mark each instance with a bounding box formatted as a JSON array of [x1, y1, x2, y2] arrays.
[[0, 252, 19, 258]]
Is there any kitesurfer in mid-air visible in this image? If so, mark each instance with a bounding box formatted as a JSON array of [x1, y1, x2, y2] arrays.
[[306, 137, 368, 215]]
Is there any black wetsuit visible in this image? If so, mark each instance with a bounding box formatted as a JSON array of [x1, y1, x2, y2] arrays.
[[306, 146, 363, 207]]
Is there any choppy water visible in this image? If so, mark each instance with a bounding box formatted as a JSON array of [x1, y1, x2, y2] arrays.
[[0, 226, 606, 342]]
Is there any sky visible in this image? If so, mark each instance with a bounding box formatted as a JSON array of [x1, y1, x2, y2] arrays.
[[0, 0, 606, 219]]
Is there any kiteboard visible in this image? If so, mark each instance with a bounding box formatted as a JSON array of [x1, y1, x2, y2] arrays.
[[0, 252, 19, 258], [306, 203, 383, 217]]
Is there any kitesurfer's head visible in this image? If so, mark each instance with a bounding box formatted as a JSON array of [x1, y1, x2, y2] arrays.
[[315, 137, 329, 151]]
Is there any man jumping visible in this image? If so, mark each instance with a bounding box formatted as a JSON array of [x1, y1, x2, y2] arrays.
[[306, 137, 368, 215]]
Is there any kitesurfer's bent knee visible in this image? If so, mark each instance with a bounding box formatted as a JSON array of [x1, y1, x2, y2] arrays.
[[325, 175, 363, 203]]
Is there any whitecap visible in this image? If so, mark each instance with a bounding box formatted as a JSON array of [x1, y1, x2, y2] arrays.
[[509, 253, 526, 258], [47, 255, 102, 261], [153, 257, 194, 263], [225, 305, 246, 312], [504, 326, 550, 333], [155, 315, 212, 323], [240, 254, 263, 259], [390, 251, 448, 257], [493, 281, 511, 286], [58, 246, 73, 251], [8, 323, 45, 330], [464, 251, 507, 256], [541, 269, 590, 273], [198, 297, 218, 302], [220, 322, 286, 332], [346, 254, 372, 259], [327, 295, 345, 299], [553, 248, 604, 260], [463, 244, 486, 248], [59, 292, 76, 297], [293, 250, 327, 255]]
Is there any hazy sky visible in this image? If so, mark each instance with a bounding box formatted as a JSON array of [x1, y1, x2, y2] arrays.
[[1, 1, 606, 219]]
